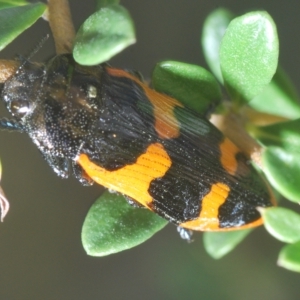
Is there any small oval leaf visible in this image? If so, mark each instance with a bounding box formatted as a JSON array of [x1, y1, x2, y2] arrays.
[[251, 118, 300, 152], [96, 0, 120, 10], [201, 8, 234, 83], [0, 3, 47, 51], [82, 191, 168, 256], [278, 241, 300, 272], [249, 67, 300, 119], [260, 207, 300, 243], [0, 0, 27, 10], [203, 229, 252, 259], [220, 11, 279, 105], [73, 4, 136, 65], [152, 61, 222, 114], [262, 147, 300, 203], [0, 0, 27, 4]]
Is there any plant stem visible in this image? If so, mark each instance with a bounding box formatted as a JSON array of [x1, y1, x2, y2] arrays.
[[47, 0, 75, 54], [210, 112, 263, 168], [0, 60, 19, 83], [240, 106, 288, 126]]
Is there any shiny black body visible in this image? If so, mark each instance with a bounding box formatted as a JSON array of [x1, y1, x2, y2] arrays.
[[0, 54, 273, 228]]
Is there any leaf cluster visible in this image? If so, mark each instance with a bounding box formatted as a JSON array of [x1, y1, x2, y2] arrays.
[[0, 1, 300, 272]]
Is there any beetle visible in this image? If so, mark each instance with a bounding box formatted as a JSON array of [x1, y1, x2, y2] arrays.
[[0, 53, 274, 231]]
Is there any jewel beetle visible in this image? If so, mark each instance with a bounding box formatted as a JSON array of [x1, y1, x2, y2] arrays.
[[0, 54, 274, 231]]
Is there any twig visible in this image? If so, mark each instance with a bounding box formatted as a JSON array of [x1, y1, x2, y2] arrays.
[[210, 112, 263, 168], [0, 60, 19, 83], [47, 0, 75, 54], [240, 106, 288, 126]]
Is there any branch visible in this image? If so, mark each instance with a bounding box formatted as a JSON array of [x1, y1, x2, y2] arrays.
[[47, 0, 75, 54], [210, 112, 263, 167], [0, 60, 19, 83]]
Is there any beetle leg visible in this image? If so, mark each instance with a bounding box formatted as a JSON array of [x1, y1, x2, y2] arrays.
[[72, 162, 94, 186], [0, 118, 24, 132], [177, 226, 194, 243], [40, 152, 70, 179]]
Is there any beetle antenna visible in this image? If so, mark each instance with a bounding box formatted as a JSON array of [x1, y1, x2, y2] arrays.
[[0, 118, 24, 132], [17, 34, 50, 72], [27, 34, 50, 61]]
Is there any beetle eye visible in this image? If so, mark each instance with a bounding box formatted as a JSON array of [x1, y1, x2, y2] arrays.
[[9, 99, 31, 117]]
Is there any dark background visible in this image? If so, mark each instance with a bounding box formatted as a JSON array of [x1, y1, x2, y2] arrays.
[[0, 0, 300, 299]]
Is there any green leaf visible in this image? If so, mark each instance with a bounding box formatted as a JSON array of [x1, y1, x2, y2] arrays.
[[73, 4, 136, 65], [220, 11, 279, 105], [0, 0, 27, 9], [0, 0, 27, 3], [201, 8, 234, 83], [0, 3, 46, 51], [260, 207, 300, 243], [278, 241, 300, 272], [251, 118, 300, 152], [81, 191, 168, 256], [262, 147, 300, 202], [249, 67, 300, 119], [96, 0, 120, 10], [203, 229, 252, 259], [152, 61, 222, 114]]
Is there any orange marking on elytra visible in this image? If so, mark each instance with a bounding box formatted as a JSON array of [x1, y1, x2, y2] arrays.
[[181, 182, 264, 231], [181, 182, 230, 231], [106, 68, 183, 139], [219, 138, 240, 175], [77, 143, 171, 208]]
